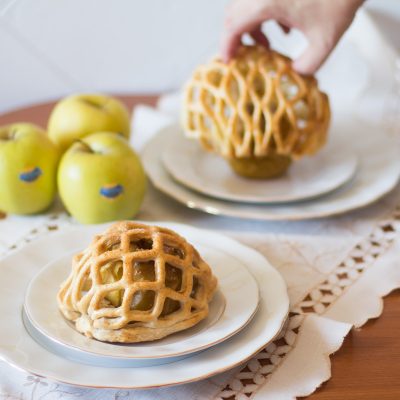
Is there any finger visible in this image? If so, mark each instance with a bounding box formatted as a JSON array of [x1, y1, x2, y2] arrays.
[[250, 27, 270, 49], [222, 2, 276, 63], [292, 36, 335, 75], [221, 31, 243, 62], [222, 19, 267, 62]]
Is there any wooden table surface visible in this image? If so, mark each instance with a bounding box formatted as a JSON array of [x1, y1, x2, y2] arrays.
[[1, 95, 400, 400]]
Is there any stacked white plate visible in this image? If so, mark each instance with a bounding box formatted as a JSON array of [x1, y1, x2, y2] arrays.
[[142, 123, 400, 221], [0, 222, 289, 388]]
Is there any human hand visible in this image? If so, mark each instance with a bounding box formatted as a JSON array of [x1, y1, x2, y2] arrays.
[[222, 0, 365, 74]]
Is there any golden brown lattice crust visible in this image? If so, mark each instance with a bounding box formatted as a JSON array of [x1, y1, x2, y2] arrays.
[[182, 45, 330, 160], [57, 221, 217, 343]]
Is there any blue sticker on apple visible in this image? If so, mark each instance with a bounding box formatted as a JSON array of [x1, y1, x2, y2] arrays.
[[100, 184, 124, 199], [19, 167, 42, 183]]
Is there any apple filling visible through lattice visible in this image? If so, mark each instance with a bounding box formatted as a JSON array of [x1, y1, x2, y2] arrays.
[[57, 222, 217, 343]]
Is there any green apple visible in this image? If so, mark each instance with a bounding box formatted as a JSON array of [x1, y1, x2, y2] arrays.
[[58, 132, 146, 224], [0, 123, 60, 214], [48, 94, 130, 152]]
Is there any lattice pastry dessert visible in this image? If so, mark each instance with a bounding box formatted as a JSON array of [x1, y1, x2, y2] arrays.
[[182, 45, 331, 179], [57, 221, 217, 343]]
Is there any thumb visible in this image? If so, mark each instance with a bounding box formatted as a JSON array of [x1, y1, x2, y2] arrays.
[[292, 36, 334, 75]]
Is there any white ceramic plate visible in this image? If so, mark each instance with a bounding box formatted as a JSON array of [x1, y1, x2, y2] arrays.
[[23, 244, 259, 366], [143, 122, 400, 221], [0, 222, 289, 388], [162, 129, 358, 204]]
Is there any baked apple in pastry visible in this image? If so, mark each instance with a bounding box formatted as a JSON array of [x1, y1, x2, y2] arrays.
[[57, 221, 217, 343], [182, 45, 330, 179]]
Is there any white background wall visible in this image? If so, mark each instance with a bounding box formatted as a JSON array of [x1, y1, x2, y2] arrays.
[[0, 0, 399, 114]]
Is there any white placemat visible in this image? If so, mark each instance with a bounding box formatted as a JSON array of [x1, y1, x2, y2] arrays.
[[1, 9, 400, 400]]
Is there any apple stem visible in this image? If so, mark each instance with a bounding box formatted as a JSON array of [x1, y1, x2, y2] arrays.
[[0, 128, 18, 141], [81, 98, 103, 109], [75, 140, 94, 153]]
